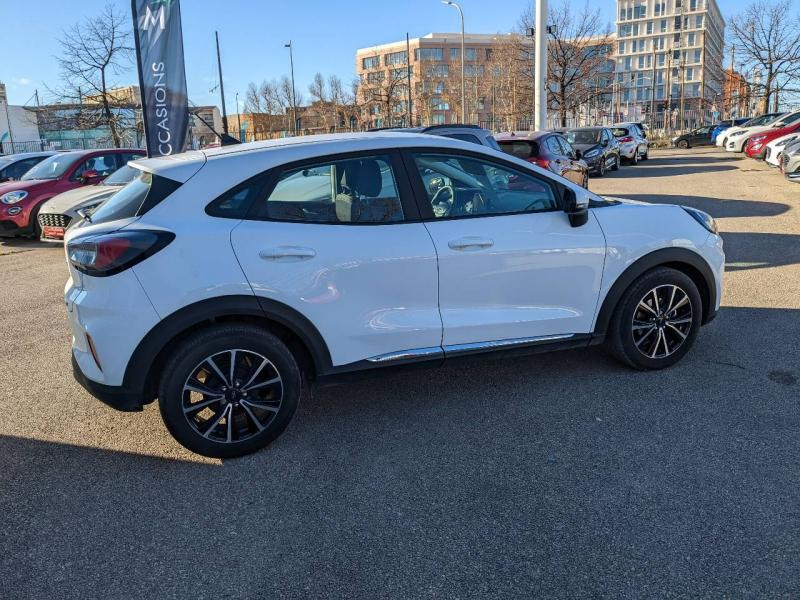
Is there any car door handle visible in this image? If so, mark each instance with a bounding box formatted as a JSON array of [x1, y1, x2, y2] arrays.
[[259, 246, 316, 261], [448, 237, 494, 251]]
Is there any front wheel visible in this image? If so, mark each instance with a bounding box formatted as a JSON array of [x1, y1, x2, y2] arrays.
[[677, 140, 689, 149], [607, 267, 702, 370], [158, 324, 302, 458], [598, 158, 606, 177], [611, 155, 620, 171]]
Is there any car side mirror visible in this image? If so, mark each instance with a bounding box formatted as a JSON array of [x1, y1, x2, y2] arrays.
[[563, 188, 589, 228], [574, 149, 582, 160], [81, 170, 101, 184]]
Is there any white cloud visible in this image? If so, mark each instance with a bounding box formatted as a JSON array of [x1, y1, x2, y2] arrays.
[[11, 77, 31, 86]]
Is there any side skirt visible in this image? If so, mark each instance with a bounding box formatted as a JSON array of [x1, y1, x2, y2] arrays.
[[316, 333, 594, 387]]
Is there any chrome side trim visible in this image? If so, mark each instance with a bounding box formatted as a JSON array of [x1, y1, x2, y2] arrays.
[[443, 334, 575, 356], [366, 346, 444, 364]]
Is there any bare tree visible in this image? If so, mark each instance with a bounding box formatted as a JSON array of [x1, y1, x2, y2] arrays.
[[520, 0, 613, 127], [729, 0, 800, 112], [54, 3, 134, 147]]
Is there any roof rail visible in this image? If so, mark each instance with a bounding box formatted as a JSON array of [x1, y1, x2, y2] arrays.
[[420, 124, 482, 132]]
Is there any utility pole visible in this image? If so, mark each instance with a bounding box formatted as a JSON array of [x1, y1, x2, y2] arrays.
[[215, 31, 229, 136], [235, 91, 242, 140], [406, 33, 413, 127], [534, 0, 548, 131], [442, 1, 466, 123], [285, 41, 298, 135]]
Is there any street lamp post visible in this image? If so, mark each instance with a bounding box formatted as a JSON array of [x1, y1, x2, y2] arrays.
[[442, 1, 466, 123], [534, 0, 548, 131], [285, 41, 298, 135]]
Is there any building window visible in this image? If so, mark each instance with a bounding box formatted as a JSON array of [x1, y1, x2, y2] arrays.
[[694, 49, 702, 63], [429, 64, 449, 77], [477, 97, 486, 110], [695, 15, 703, 28], [485, 48, 493, 60], [390, 67, 410, 79], [646, 21, 653, 34], [465, 65, 484, 77], [432, 114, 446, 125], [384, 51, 407, 66], [366, 71, 385, 84], [633, 4, 646, 18], [362, 56, 380, 69], [465, 48, 477, 61], [689, 0, 697, 10], [660, 19, 668, 32], [431, 97, 449, 111], [674, 16, 682, 30], [686, 67, 694, 80], [619, 41, 626, 54], [450, 47, 459, 60], [415, 47, 444, 61], [687, 32, 696, 46]]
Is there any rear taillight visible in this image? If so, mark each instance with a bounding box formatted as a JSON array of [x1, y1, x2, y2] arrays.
[[619, 136, 634, 143], [531, 157, 551, 169], [67, 230, 174, 277]]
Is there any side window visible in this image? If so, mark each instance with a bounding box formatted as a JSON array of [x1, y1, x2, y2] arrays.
[[121, 152, 143, 165], [443, 133, 482, 145], [262, 154, 404, 224], [411, 153, 558, 219], [73, 154, 118, 180], [556, 136, 575, 158], [543, 136, 561, 156]]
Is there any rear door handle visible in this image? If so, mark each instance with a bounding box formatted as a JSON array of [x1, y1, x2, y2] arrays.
[[259, 246, 316, 261], [448, 237, 494, 251]]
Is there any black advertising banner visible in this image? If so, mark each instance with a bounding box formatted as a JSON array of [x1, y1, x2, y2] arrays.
[[131, 0, 189, 157]]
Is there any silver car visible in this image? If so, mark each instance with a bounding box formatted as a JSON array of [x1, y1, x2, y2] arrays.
[[38, 164, 139, 242], [611, 123, 649, 164]]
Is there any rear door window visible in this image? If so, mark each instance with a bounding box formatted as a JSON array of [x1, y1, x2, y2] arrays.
[[258, 154, 404, 224]]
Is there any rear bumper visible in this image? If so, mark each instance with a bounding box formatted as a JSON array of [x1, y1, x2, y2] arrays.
[[72, 352, 144, 412]]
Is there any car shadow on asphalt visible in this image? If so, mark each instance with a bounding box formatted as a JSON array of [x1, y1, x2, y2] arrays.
[[614, 164, 738, 177], [618, 193, 790, 219], [3, 305, 800, 596], [0, 238, 60, 251]]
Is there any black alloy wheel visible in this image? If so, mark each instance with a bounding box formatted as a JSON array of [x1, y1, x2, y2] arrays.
[[159, 324, 302, 458], [607, 267, 702, 370]]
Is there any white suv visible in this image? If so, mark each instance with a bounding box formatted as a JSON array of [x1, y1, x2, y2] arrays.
[[64, 133, 724, 458]]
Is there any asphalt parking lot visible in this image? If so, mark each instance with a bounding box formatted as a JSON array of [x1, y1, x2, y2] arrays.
[[1, 148, 799, 598]]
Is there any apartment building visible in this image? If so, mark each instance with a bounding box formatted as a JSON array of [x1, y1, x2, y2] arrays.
[[615, 0, 724, 119], [356, 33, 508, 128]]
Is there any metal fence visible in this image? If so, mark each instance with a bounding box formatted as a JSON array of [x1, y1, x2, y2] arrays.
[[0, 138, 141, 155]]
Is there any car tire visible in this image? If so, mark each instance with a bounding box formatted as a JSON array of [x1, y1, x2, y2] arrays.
[[582, 173, 589, 188], [611, 155, 620, 171], [677, 140, 689, 149], [641, 149, 649, 161], [28, 203, 43, 239], [629, 151, 639, 165], [158, 323, 303, 458], [607, 267, 702, 371], [598, 158, 606, 177]]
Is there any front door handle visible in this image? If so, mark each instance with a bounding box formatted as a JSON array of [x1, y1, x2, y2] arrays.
[[259, 246, 316, 261], [448, 237, 494, 251]]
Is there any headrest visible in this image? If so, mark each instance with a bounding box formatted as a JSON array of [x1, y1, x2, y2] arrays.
[[341, 159, 382, 197]]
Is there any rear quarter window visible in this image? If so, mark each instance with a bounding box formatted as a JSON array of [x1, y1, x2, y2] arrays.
[[88, 170, 181, 225]]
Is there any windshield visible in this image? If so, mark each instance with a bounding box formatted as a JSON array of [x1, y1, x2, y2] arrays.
[[566, 130, 600, 145], [101, 164, 138, 186], [21, 153, 77, 180]]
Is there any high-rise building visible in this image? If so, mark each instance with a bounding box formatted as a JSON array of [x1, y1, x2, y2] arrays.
[[614, 0, 725, 123]]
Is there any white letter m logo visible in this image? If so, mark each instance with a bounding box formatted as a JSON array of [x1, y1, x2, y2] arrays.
[[142, 5, 166, 31]]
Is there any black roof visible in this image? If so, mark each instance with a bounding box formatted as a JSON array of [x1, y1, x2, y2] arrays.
[[369, 124, 484, 133]]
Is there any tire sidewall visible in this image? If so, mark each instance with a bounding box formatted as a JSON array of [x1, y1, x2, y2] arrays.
[[158, 325, 302, 459], [611, 268, 703, 370]]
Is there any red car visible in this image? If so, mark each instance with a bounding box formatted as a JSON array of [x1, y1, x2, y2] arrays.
[[745, 122, 800, 159], [0, 148, 145, 237]]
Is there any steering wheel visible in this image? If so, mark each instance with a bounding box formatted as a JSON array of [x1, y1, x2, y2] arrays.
[[450, 187, 489, 216], [430, 185, 454, 216]]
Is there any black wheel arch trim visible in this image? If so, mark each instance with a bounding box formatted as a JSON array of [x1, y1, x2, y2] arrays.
[[593, 247, 717, 338], [122, 295, 333, 403]]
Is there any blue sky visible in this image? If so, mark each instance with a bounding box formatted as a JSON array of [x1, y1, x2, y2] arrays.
[[1, 0, 751, 111]]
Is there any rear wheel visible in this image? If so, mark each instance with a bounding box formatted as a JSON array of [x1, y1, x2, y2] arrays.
[[677, 140, 689, 149], [629, 151, 639, 165], [641, 148, 649, 160], [611, 155, 620, 171], [607, 267, 702, 370], [158, 324, 302, 458]]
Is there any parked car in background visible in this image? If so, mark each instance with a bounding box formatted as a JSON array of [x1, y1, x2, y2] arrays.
[[563, 127, 621, 176], [716, 113, 785, 148], [710, 118, 750, 144], [37, 164, 142, 242], [0, 148, 145, 237], [764, 132, 800, 167], [611, 124, 648, 164], [781, 141, 800, 182], [724, 112, 800, 152], [771, 137, 800, 169], [672, 125, 715, 149], [744, 122, 800, 159], [373, 124, 501, 149], [64, 132, 723, 457], [496, 131, 589, 187], [0, 151, 56, 183]]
